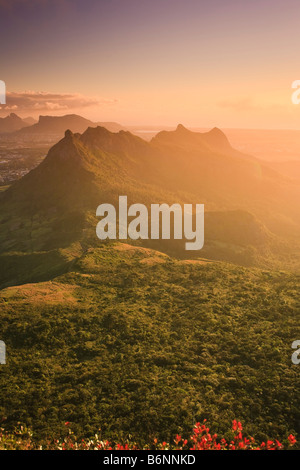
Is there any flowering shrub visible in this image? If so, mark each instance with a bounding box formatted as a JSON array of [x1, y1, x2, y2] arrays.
[[0, 420, 296, 450]]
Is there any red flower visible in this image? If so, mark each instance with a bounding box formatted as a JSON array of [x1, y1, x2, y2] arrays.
[[288, 434, 297, 446]]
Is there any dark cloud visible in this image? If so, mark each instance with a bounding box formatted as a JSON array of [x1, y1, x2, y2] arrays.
[[0, 91, 117, 116]]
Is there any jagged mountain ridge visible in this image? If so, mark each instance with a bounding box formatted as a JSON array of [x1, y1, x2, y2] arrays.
[[0, 124, 299, 285], [3, 124, 291, 214], [16, 114, 124, 136]]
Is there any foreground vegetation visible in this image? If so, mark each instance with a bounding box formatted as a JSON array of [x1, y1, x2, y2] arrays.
[[0, 243, 299, 446], [0, 420, 297, 450]]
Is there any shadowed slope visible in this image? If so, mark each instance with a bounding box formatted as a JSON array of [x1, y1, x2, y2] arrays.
[[0, 125, 299, 287]]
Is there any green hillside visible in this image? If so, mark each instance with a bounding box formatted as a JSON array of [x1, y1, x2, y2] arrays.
[[0, 126, 299, 446], [0, 126, 299, 290], [0, 242, 299, 444]]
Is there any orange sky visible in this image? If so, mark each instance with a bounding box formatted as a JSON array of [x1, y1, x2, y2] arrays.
[[1, 0, 300, 128]]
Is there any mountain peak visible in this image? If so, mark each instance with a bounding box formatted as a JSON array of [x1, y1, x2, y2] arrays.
[[209, 126, 224, 136], [81, 125, 111, 138], [64, 129, 74, 139], [0, 113, 30, 133], [176, 123, 188, 132], [205, 127, 232, 150], [9, 113, 20, 119]]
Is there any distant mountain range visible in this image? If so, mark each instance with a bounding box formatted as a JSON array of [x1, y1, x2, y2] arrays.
[[0, 113, 124, 136], [22, 116, 37, 126], [0, 123, 299, 287], [0, 113, 34, 133], [2, 124, 288, 218], [16, 113, 124, 136]]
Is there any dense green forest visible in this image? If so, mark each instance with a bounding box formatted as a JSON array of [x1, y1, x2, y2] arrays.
[[0, 242, 299, 445], [0, 126, 299, 447]]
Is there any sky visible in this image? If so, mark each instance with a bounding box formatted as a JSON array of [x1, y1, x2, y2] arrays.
[[1, 0, 300, 128]]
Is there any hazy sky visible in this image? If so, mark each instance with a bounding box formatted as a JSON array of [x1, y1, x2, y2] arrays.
[[1, 0, 300, 128]]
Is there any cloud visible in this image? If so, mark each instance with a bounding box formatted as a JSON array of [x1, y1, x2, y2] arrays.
[[0, 91, 117, 116]]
